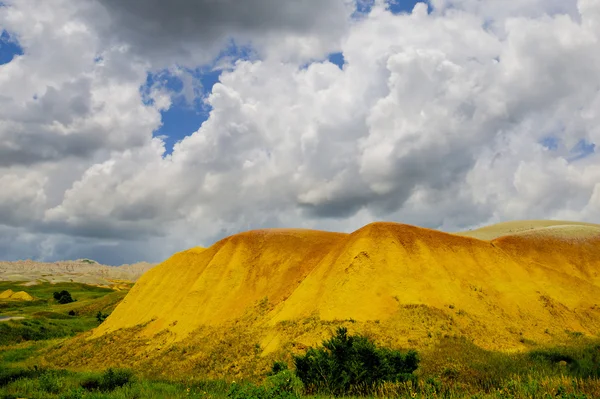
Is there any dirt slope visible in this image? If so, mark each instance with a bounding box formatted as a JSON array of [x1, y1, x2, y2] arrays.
[[92, 222, 600, 352]]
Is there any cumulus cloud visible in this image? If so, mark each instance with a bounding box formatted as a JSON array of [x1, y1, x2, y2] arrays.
[[0, 0, 599, 264]]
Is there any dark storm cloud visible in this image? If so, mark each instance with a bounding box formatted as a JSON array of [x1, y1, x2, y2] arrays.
[[93, 0, 351, 63]]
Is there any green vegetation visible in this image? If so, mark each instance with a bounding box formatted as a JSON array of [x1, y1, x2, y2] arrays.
[[0, 282, 125, 345], [0, 316, 97, 346], [96, 311, 108, 323], [294, 327, 418, 395], [53, 290, 75, 304]]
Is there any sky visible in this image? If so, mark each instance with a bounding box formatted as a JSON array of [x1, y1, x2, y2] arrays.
[[0, 0, 599, 265]]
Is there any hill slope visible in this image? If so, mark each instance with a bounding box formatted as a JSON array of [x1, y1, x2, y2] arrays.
[[90, 222, 600, 355], [456, 220, 600, 240]]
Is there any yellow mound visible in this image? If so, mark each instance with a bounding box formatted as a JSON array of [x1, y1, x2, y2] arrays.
[[93, 221, 600, 353], [0, 289, 14, 299], [9, 291, 34, 301]]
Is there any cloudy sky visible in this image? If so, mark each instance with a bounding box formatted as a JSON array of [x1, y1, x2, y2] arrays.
[[1, 0, 599, 265]]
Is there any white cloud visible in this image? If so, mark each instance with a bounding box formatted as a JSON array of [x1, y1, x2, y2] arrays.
[[1, 0, 599, 264]]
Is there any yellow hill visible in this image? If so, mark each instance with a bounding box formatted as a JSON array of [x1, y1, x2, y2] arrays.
[[93, 232, 345, 337], [0, 289, 14, 299], [93, 222, 600, 345], [9, 291, 34, 301], [46, 221, 600, 378], [0, 289, 34, 301]]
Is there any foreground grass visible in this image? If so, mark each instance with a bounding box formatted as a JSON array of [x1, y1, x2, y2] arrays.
[[0, 367, 599, 398], [1, 336, 599, 398]]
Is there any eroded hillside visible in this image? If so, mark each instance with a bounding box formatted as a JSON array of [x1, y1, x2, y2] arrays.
[[47, 221, 600, 379]]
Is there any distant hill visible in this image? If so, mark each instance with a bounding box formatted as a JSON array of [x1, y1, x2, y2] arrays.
[[456, 219, 600, 240], [47, 221, 600, 379], [0, 259, 155, 287]]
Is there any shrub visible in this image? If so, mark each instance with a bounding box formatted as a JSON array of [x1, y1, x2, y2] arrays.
[[39, 371, 63, 394], [80, 376, 101, 391], [96, 311, 108, 323], [53, 291, 75, 304], [268, 361, 289, 376], [293, 327, 419, 395], [0, 366, 42, 387], [529, 346, 600, 379], [265, 369, 303, 398], [100, 368, 134, 391], [81, 368, 134, 392]]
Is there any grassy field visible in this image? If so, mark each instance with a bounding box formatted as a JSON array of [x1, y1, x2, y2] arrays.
[[1, 281, 600, 398], [0, 281, 128, 346]]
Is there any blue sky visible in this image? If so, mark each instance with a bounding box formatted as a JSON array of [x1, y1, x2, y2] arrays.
[[150, 0, 429, 155], [541, 135, 595, 162], [0, 30, 23, 65]]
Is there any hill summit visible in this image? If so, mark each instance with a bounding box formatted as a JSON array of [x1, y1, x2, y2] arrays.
[[88, 220, 600, 357]]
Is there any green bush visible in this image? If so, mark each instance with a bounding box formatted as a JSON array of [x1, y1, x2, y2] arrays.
[[0, 366, 42, 387], [39, 371, 63, 393], [268, 361, 289, 376], [96, 311, 108, 323], [81, 368, 134, 392], [529, 345, 600, 379], [100, 368, 134, 390], [293, 327, 419, 395], [265, 369, 303, 398], [53, 291, 75, 304]]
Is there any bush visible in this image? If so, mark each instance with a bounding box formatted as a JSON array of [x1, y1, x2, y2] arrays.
[[0, 366, 42, 387], [530, 345, 600, 379], [96, 311, 108, 323], [266, 369, 303, 398], [293, 327, 419, 395], [53, 291, 74, 304], [268, 361, 289, 376], [81, 368, 134, 392], [39, 371, 63, 393]]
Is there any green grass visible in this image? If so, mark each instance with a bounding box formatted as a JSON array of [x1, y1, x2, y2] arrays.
[[0, 282, 126, 346], [0, 367, 599, 398], [0, 281, 117, 305], [1, 335, 599, 398], [0, 316, 100, 345]]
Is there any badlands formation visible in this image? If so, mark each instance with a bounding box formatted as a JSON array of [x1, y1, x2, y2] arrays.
[[85, 220, 600, 361], [0, 259, 154, 287], [0, 289, 34, 301]]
